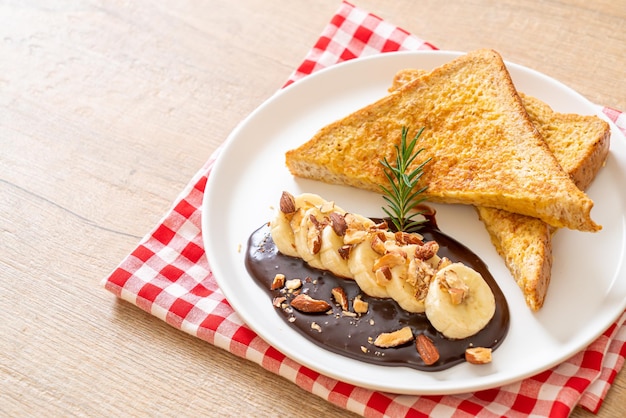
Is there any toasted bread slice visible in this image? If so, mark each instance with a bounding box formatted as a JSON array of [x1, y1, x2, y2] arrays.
[[520, 93, 610, 191], [286, 49, 600, 232], [389, 68, 610, 310], [391, 71, 610, 191], [476, 95, 609, 310]]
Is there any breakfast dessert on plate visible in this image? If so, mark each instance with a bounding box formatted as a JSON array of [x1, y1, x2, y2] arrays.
[[389, 68, 611, 311], [250, 123, 510, 369], [246, 191, 510, 370], [271, 191, 497, 338], [285, 49, 599, 232], [245, 49, 609, 372]]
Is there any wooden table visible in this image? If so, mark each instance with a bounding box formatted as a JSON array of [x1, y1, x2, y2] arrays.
[[2, 1, 624, 416]]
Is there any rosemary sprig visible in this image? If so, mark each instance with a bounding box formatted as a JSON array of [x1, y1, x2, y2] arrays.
[[379, 126, 431, 232]]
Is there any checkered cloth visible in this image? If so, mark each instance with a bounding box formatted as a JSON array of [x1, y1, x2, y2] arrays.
[[103, 1, 626, 416]]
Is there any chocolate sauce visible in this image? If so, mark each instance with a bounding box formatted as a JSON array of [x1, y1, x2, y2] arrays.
[[245, 218, 509, 372]]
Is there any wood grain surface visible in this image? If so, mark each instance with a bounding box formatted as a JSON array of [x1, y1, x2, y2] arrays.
[[1, 1, 624, 416]]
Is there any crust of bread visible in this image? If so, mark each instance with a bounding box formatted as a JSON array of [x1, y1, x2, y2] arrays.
[[285, 49, 600, 232], [389, 67, 610, 310]]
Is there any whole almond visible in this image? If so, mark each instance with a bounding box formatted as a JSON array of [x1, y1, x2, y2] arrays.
[[416, 334, 440, 365], [279, 191, 296, 214], [290, 294, 331, 313]]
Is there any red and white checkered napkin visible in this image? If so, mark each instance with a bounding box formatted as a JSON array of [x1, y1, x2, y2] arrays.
[[103, 1, 626, 416]]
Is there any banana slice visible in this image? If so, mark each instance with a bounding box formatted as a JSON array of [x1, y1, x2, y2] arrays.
[[270, 193, 327, 258], [293, 206, 326, 269], [425, 263, 496, 339], [320, 211, 379, 280], [385, 245, 426, 313], [319, 224, 352, 278], [270, 210, 299, 257], [383, 239, 444, 313], [347, 234, 390, 298], [292, 195, 346, 271]]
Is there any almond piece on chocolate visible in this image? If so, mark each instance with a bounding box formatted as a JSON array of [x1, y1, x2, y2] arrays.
[[290, 294, 331, 313], [465, 347, 492, 364], [270, 273, 286, 290], [416, 334, 440, 365], [373, 326, 413, 348], [272, 296, 286, 308], [285, 278, 302, 290], [353, 295, 369, 314], [331, 287, 349, 311]]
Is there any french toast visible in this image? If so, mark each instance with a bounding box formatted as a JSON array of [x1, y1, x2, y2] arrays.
[[476, 95, 609, 310], [285, 49, 600, 232], [390, 70, 611, 310]]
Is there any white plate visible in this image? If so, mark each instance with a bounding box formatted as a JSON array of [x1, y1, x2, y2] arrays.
[[202, 51, 626, 395]]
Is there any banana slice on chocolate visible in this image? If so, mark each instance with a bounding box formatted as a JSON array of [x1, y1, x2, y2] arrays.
[[319, 223, 352, 278], [292, 206, 327, 270], [270, 192, 327, 258], [271, 192, 496, 341], [347, 233, 390, 299], [384, 244, 427, 313], [424, 263, 496, 339]]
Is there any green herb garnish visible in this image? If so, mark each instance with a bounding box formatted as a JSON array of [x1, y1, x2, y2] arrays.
[[380, 126, 431, 232]]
